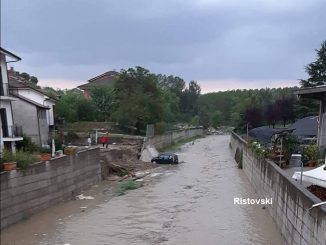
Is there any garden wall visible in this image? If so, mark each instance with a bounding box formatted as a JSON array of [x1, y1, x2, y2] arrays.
[[230, 132, 326, 245], [0, 148, 101, 229]]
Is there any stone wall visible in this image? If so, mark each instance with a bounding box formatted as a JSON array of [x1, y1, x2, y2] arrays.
[[230, 132, 326, 245], [0, 148, 101, 229]]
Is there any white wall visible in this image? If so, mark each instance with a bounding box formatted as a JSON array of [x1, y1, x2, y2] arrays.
[[18, 89, 55, 126]]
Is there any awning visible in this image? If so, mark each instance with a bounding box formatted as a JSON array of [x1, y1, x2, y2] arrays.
[[292, 164, 326, 188]]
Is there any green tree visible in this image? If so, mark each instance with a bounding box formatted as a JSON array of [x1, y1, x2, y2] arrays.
[[211, 110, 223, 129], [29, 76, 38, 85], [300, 41, 326, 87], [113, 67, 163, 131], [57, 92, 95, 122], [90, 85, 115, 121]]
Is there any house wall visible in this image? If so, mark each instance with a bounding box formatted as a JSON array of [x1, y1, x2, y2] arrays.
[[18, 89, 55, 126], [11, 99, 40, 145], [230, 132, 326, 245], [0, 148, 101, 229], [0, 54, 9, 95]]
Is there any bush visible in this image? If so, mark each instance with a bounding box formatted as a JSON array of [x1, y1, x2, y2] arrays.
[[1, 150, 39, 170], [303, 144, 319, 161], [16, 135, 39, 152], [116, 180, 143, 196]]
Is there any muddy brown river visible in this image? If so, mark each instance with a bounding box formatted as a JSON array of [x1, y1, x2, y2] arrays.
[[1, 135, 285, 245]]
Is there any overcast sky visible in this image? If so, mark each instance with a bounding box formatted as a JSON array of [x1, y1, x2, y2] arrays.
[[1, 0, 325, 92]]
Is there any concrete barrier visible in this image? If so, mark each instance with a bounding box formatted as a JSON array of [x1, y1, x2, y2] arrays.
[[0, 148, 101, 229], [230, 132, 326, 245], [140, 128, 204, 161]]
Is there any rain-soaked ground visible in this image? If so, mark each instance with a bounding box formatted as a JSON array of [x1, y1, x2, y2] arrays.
[[1, 135, 285, 245]]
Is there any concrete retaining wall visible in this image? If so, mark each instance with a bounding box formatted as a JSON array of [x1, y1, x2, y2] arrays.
[[230, 132, 326, 245], [146, 128, 204, 150], [0, 148, 101, 229]]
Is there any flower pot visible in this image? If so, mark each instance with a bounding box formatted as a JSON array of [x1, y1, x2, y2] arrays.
[[307, 160, 317, 167], [40, 153, 51, 161], [2, 162, 17, 171], [64, 147, 77, 155]]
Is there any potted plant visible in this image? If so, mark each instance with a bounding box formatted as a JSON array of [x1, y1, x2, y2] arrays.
[[303, 144, 319, 167], [39, 147, 52, 161], [1, 150, 17, 171], [2, 161, 17, 171]]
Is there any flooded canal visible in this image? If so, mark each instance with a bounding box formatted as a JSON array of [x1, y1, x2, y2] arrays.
[[1, 135, 284, 245]]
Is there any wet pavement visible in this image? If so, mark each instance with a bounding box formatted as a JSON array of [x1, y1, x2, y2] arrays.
[[1, 135, 284, 245]]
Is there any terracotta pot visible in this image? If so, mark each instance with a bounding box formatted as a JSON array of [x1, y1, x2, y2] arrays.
[[2, 162, 17, 171], [307, 160, 317, 167], [40, 153, 51, 161]]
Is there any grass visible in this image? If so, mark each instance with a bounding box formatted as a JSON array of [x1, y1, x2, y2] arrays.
[[160, 135, 203, 152], [116, 180, 144, 196]]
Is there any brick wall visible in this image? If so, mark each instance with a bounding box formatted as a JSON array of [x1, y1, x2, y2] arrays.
[[230, 132, 326, 245], [0, 148, 101, 229]]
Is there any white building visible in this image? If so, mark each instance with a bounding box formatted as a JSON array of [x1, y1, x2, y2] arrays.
[[0, 48, 23, 153], [9, 77, 57, 147]]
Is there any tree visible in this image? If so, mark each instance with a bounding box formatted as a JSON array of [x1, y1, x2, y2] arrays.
[[90, 85, 115, 121], [275, 97, 296, 127], [113, 67, 163, 131], [29, 76, 38, 85], [211, 110, 223, 129], [180, 80, 201, 118], [300, 41, 326, 87], [244, 105, 264, 129], [57, 92, 84, 122], [20, 72, 30, 81], [265, 103, 279, 128]]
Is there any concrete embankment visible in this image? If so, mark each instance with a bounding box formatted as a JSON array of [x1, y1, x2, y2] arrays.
[[230, 131, 326, 245], [0, 148, 101, 229]]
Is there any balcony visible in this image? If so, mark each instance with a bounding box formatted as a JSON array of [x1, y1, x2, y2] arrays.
[[2, 125, 23, 138]]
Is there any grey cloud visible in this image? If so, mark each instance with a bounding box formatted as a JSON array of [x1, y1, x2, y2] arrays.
[[2, 0, 326, 86]]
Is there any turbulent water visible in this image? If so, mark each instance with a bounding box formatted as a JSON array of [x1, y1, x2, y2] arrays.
[[2, 135, 284, 245]]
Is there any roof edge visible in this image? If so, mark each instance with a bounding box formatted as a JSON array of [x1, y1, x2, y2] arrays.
[[0, 47, 21, 61]]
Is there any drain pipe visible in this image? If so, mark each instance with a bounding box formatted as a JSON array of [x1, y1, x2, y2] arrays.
[[308, 201, 326, 211]]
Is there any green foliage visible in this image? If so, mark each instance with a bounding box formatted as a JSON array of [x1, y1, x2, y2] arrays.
[[190, 115, 200, 126], [155, 122, 167, 135], [116, 180, 143, 196], [300, 40, 326, 87], [211, 110, 223, 129], [90, 85, 115, 121], [57, 92, 95, 122], [16, 135, 39, 152], [113, 67, 163, 130], [1, 150, 39, 170], [303, 144, 319, 161], [284, 135, 299, 160]]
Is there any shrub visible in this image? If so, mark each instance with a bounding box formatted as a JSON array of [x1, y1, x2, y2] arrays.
[[16, 135, 39, 152], [0, 150, 39, 170], [116, 180, 143, 196], [303, 144, 319, 161]]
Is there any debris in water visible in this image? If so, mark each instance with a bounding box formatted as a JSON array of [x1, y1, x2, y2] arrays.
[[135, 178, 143, 182], [76, 194, 94, 200]]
